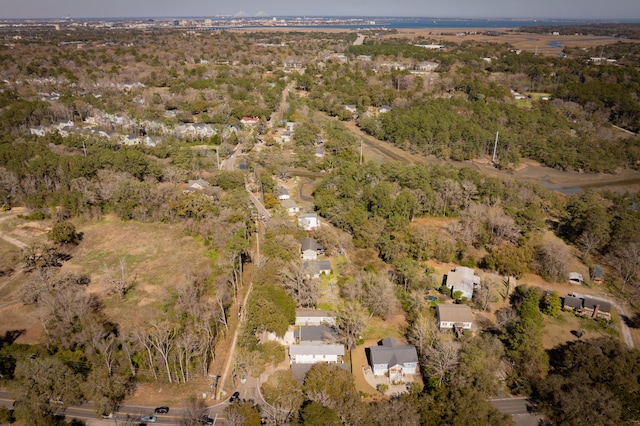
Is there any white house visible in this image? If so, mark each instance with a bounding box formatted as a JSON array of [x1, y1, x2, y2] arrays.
[[445, 266, 480, 299], [280, 199, 300, 216], [295, 309, 336, 326], [275, 187, 290, 200], [436, 304, 473, 330], [289, 343, 344, 365], [415, 61, 439, 71], [30, 126, 47, 136], [367, 337, 418, 381], [301, 238, 320, 261], [184, 179, 210, 192], [298, 213, 320, 231]]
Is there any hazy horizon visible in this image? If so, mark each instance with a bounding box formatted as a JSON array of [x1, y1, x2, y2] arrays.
[[2, 0, 639, 21]]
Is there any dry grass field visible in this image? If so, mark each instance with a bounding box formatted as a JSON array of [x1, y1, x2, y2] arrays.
[[388, 27, 640, 56], [0, 212, 213, 344]]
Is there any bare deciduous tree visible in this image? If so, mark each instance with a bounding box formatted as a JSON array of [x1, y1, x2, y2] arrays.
[[408, 311, 439, 354], [534, 239, 569, 282], [148, 320, 178, 383], [280, 260, 319, 308], [102, 256, 131, 297], [423, 338, 461, 385], [607, 242, 640, 292], [335, 301, 367, 351]]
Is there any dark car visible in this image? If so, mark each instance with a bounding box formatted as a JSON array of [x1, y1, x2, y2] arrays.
[[154, 406, 169, 414], [200, 416, 214, 425], [229, 391, 240, 403]]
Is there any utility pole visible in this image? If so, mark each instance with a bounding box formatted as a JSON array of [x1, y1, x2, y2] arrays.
[[492, 131, 499, 164], [360, 139, 363, 165]]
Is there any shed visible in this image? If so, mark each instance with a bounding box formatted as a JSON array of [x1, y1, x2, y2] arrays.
[[590, 265, 604, 284]]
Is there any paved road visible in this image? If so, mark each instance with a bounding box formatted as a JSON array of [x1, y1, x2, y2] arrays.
[[491, 397, 542, 426], [353, 34, 366, 46], [490, 397, 530, 415], [220, 143, 241, 171], [247, 191, 271, 223], [1, 390, 230, 425]]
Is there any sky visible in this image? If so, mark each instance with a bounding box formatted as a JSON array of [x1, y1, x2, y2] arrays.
[[1, 0, 639, 20]]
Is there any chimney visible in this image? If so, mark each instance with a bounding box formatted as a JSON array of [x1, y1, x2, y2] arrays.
[[592, 304, 600, 319]]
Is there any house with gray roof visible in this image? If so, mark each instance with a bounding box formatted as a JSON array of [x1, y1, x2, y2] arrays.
[[301, 238, 324, 260], [366, 337, 418, 381], [281, 199, 300, 216], [294, 325, 338, 344], [563, 294, 611, 321], [436, 304, 473, 330], [445, 266, 480, 299]]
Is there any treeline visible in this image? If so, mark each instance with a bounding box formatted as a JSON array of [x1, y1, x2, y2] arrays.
[[313, 160, 556, 289], [521, 23, 640, 39], [358, 95, 640, 171], [310, 39, 640, 171]]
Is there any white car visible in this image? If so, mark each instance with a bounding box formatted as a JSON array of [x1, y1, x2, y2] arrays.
[[141, 414, 157, 423]]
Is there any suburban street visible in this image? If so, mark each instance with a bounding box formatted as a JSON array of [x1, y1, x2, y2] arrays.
[[490, 397, 541, 426], [0, 389, 230, 425], [247, 191, 271, 222]]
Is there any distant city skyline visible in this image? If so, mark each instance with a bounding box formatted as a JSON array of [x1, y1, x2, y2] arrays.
[[2, 0, 639, 21]]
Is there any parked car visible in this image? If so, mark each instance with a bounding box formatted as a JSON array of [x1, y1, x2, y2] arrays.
[[200, 416, 214, 425], [154, 406, 169, 414], [229, 391, 240, 403], [141, 414, 157, 423]]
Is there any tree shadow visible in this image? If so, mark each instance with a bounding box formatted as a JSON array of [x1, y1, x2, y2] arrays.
[[570, 329, 585, 338], [0, 329, 26, 346]]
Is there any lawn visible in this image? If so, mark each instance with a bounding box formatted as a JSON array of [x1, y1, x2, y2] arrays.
[[542, 310, 618, 349]]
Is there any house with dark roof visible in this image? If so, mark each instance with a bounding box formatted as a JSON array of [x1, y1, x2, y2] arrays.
[[582, 297, 611, 320], [294, 325, 338, 344], [366, 337, 418, 381], [301, 238, 324, 260], [563, 294, 611, 321], [303, 260, 331, 278], [562, 295, 583, 311], [301, 238, 320, 261]]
